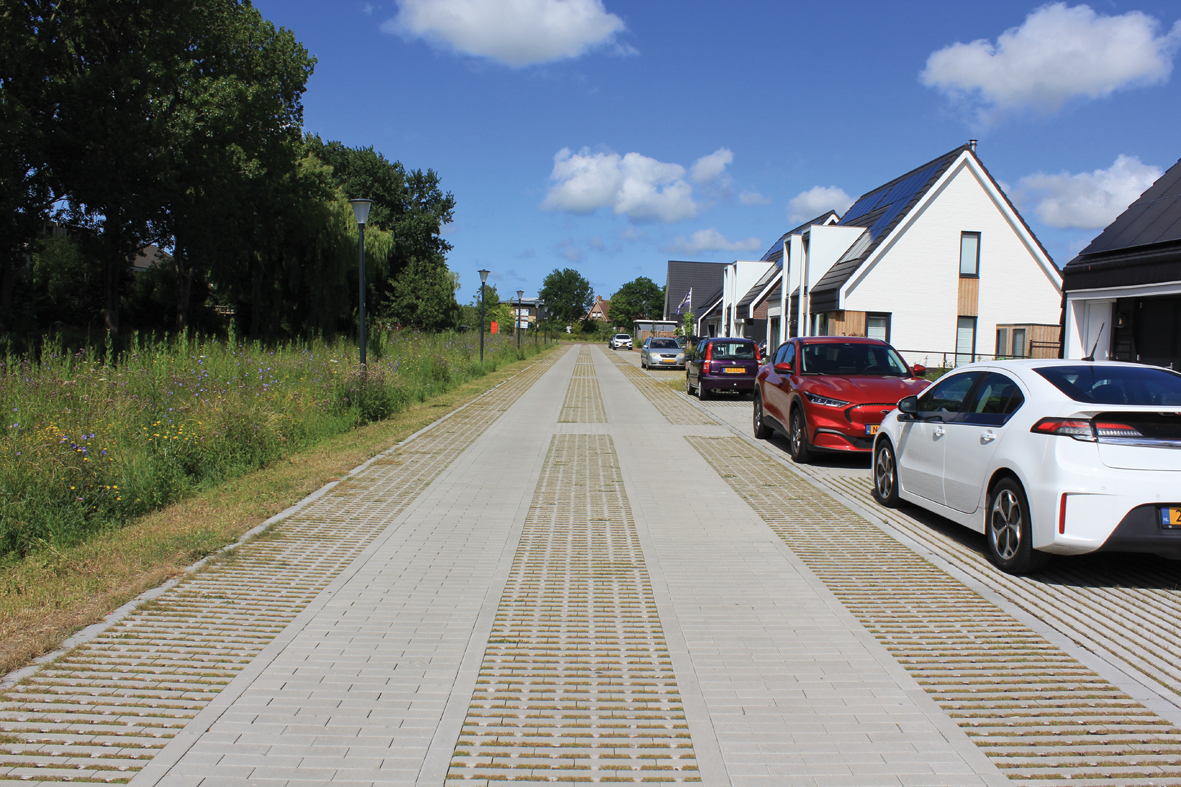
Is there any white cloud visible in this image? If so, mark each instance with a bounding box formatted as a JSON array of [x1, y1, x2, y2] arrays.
[[921, 3, 1181, 121], [383, 0, 626, 67], [620, 225, 645, 241], [665, 228, 761, 255], [786, 186, 853, 224], [689, 148, 733, 184], [541, 147, 709, 223], [739, 191, 770, 206], [1015, 154, 1161, 229]]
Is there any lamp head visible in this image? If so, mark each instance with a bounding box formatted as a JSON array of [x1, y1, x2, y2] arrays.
[[478, 269, 490, 284], [517, 289, 524, 300], [349, 199, 373, 226]]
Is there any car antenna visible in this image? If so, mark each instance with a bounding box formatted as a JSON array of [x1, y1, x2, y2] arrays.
[[1082, 323, 1105, 362]]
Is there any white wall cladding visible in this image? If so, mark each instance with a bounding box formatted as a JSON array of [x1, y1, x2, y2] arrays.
[[842, 158, 1061, 360]]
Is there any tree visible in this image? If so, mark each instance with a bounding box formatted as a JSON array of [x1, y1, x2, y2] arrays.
[[303, 136, 456, 324], [160, 1, 315, 331], [0, 8, 55, 332], [25, 0, 214, 334], [383, 256, 459, 331], [607, 277, 664, 327], [539, 268, 593, 326]]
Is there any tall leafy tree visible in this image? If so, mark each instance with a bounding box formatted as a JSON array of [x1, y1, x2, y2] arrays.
[[539, 268, 593, 326], [0, 8, 55, 332], [303, 136, 456, 326], [160, 1, 314, 331], [25, 0, 208, 333], [607, 277, 664, 327]]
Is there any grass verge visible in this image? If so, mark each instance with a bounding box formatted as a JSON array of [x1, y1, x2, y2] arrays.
[[0, 347, 555, 678]]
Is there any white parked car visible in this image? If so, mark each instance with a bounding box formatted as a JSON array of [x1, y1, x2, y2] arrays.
[[609, 334, 632, 350], [871, 359, 1181, 574]]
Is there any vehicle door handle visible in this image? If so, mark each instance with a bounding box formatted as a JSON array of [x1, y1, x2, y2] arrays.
[[933, 427, 944, 438], [981, 430, 996, 443]]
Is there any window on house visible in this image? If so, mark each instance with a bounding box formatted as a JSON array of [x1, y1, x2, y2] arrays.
[[960, 232, 980, 277], [812, 312, 829, 336], [1012, 328, 1026, 358], [956, 316, 977, 365], [996, 328, 1009, 357], [866, 313, 891, 343]]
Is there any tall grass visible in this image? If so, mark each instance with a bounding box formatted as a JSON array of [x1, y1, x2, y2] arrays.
[[0, 328, 548, 562]]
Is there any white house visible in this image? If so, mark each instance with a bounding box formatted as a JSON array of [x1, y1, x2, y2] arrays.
[[727, 143, 1062, 366], [1061, 156, 1181, 368]]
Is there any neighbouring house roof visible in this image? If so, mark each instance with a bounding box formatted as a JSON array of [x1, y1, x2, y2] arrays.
[[759, 211, 840, 264], [132, 244, 172, 272], [696, 287, 724, 319], [587, 298, 611, 319], [1062, 157, 1181, 291], [736, 262, 780, 314], [664, 260, 726, 319]]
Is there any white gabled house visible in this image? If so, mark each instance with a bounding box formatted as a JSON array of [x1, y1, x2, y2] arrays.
[[726, 143, 1063, 365]]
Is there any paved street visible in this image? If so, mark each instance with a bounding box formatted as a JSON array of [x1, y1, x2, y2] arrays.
[[6, 344, 1181, 786]]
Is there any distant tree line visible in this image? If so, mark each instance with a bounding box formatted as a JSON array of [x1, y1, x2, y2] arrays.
[[0, 1, 458, 339]]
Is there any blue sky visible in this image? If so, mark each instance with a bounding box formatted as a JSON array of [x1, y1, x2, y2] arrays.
[[253, 0, 1181, 304]]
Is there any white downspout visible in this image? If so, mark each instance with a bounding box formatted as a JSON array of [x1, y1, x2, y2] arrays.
[[779, 239, 788, 345]]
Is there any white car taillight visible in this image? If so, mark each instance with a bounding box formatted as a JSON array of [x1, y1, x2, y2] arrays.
[[1031, 417, 1145, 441], [1030, 418, 1097, 441]]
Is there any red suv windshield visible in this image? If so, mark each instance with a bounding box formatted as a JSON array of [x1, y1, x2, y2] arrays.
[[800, 342, 909, 376]]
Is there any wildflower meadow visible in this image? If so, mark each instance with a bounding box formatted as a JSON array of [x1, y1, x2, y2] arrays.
[[0, 329, 550, 562]]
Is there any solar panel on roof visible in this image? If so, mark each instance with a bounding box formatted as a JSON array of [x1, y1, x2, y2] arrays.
[[841, 194, 879, 223]]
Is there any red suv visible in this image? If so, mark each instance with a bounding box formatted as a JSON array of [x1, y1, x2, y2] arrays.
[[753, 337, 930, 462]]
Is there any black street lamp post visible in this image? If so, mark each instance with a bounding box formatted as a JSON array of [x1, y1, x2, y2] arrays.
[[516, 289, 524, 350], [478, 269, 490, 362], [349, 199, 373, 366]]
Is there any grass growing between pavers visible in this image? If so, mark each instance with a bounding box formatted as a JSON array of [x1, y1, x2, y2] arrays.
[[0, 346, 559, 679]]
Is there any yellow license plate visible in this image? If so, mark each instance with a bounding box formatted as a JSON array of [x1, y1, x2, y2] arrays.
[[723, 367, 744, 374], [866, 424, 880, 436], [1162, 507, 1181, 528], [661, 358, 675, 363]]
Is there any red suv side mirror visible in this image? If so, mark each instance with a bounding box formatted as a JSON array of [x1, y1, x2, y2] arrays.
[[912, 363, 927, 377], [773, 362, 792, 374]]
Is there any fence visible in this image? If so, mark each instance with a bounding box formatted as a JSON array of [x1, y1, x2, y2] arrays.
[[898, 339, 1060, 370]]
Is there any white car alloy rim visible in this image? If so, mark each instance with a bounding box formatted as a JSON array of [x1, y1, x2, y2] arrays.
[[875, 447, 893, 499], [990, 488, 1022, 561]]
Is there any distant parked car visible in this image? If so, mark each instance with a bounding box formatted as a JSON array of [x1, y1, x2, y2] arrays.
[[686, 338, 760, 399], [873, 359, 1181, 574], [640, 337, 686, 369], [753, 337, 928, 462], [609, 334, 632, 350]]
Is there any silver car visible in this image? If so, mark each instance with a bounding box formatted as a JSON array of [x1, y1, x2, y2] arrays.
[[640, 337, 686, 369]]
